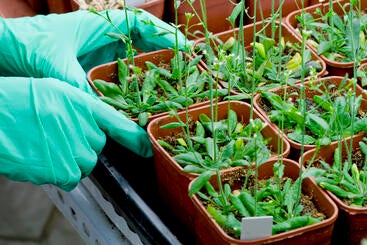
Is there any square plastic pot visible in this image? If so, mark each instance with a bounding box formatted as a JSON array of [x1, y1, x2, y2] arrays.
[[253, 76, 367, 160], [147, 100, 291, 233], [190, 158, 338, 244], [286, 0, 367, 77], [192, 21, 327, 97], [301, 133, 367, 245]]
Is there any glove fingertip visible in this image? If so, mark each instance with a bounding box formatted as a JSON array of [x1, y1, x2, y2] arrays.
[[92, 99, 153, 158]]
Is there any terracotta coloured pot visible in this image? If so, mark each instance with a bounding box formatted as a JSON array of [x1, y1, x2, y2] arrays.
[[147, 100, 291, 233], [190, 158, 338, 244], [286, 0, 367, 77], [301, 133, 367, 245], [136, 0, 164, 19], [166, 0, 236, 39], [26, 0, 49, 14], [0, 0, 37, 17], [253, 76, 367, 160], [192, 21, 327, 96], [46, 0, 77, 13], [87, 48, 224, 125], [245, 0, 311, 25]]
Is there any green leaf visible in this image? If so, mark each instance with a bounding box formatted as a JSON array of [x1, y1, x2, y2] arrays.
[[117, 58, 129, 94], [302, 167, 326, 179], [346, 15, 361, 57], [262, 37, 276, 53], [227, 2, 242, 25], [155, 79, 179, 96], [313, 95, 332, 111], [174, 152, 204, 166], [285, 177, 301, 215], [157, 139, 174, 151], [227, 109, 238, 133], [205, 138, 219, 161], [332, 14, 345, 32], [189, 170, 215, 196], [146, 61, 172, 78], [93, 79, 123, 97], [359, 141, 367, 158], [183, 165, 206, 174], [195, 121, 205, 137], [149, 101, 183, 112], [306, 113, 329, 135], [261, 91, 285, 111], [317, 41, 332, 55], [207, 206, 226, 227], [160, 121, 186, 129], [272, 216, 321, 234], [226, 213, 242, 236], [205, 182, 219, 198], [238, 191, 256, 216], [287, 131, 315, 145], [138, 112, 149, 127], [221, 140, 235, 160], [99, 96, 128, 110], [229, 193, 251, 217], [187, 55, 203, 68]]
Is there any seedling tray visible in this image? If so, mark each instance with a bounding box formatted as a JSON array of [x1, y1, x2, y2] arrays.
[[89, 137, 195, 244]]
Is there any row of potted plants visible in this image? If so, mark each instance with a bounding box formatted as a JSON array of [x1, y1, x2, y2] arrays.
[[65, 0, 367, 244]]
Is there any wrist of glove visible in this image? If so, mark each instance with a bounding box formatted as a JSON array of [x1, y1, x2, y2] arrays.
[[0, 77, 152, 191]]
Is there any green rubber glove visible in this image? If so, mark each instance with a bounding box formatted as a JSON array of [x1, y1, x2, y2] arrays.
[[0, 76, 152, 191], [0, 9, 189, 94]]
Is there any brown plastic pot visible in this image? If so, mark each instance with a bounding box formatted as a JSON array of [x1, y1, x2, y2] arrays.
[[190, 158, 338, 244], [166, 0, 236, 39], [46, 0, 77, 13], [147, 100, 291, 233], [87, 48, 223, 125], [26, 0, 49, 14], [0, 0, 37, 17], [136, 0, 164, 19], [286, 0, 367, 77], [253, 76, 367, 160], [192, 21, 327, 96], [245, 0, 311, 25], [301, 133, 367, 245]]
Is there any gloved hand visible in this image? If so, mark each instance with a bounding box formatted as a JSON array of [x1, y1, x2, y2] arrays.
[[0, 76, 152, 191], [0, 9, 189, 94]]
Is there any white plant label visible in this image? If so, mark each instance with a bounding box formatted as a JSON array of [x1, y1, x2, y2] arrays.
[[241, 216, 273, 240]]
